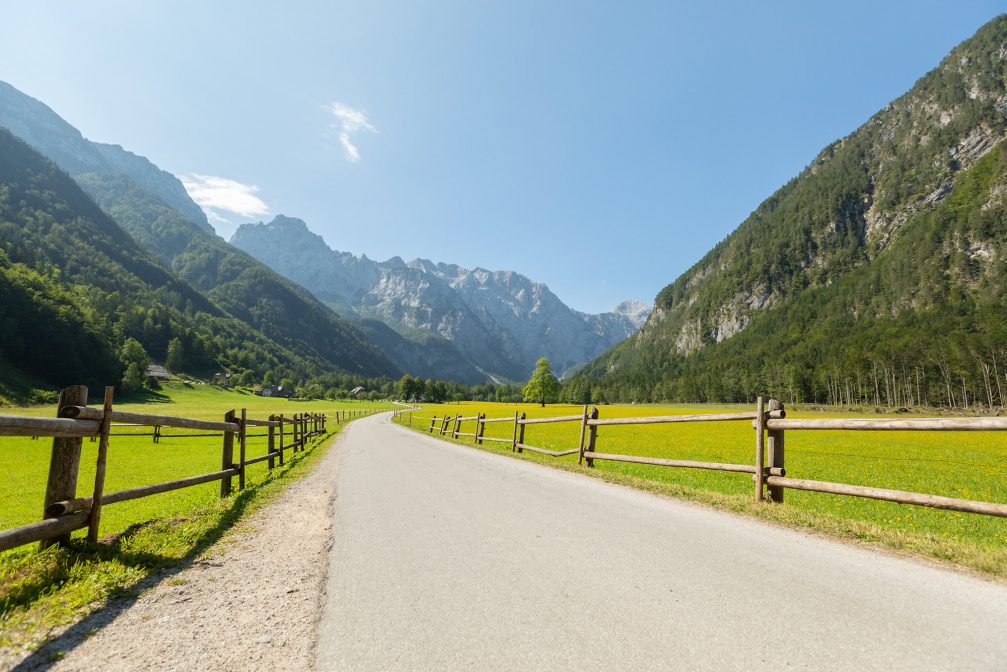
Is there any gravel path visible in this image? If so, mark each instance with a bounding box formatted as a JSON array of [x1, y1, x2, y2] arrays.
[[9, 425, 350, 672]]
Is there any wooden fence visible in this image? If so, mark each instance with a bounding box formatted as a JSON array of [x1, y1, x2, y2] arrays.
[[0, 386, 380, 554], [394, 398, 1007, 519]]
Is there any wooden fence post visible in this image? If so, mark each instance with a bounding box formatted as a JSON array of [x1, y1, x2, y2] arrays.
[[221, 410, 236, 497], [153, 425, 161, 443], [238, 408, 247, 490], [767, 399, 785, 503], [517, 412, 526, 453], [429, 416, 437, 433], [577, 404, 590, 465], [440, 416, 450, 436], [754, 396, 766, 502], [267, 414, 276, 469], [510, 411, 519, 451], [41, 385, 89, 548], [86, 386, 114, 543], [476, 413, 485, 445], [452, 414, 461, 439], [585, 407, 599, 467], [278, 414, 285, 466]]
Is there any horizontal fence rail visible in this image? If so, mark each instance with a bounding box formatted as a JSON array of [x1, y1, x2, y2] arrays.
[[395, 398, 1007, 521], [1, 386, 389, 554]]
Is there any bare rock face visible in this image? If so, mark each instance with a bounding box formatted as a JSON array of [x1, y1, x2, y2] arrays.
[[629, 17, 1007, 360], [232, 217, 650, 381]]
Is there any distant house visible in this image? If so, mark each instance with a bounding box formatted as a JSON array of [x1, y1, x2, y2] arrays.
[[212, 372, 232, 387], [350, 386, 366, 398], [145, 364, 170, 381], [260, 385, 294, 399]]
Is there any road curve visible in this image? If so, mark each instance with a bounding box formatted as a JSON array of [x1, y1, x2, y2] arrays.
[[316, 413, 1007, 671]]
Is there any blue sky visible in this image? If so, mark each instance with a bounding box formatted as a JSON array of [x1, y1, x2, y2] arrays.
[[0, 1, 1003, 313]]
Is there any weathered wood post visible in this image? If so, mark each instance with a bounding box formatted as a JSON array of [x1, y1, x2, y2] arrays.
[[510, 411, 520, 451], [41, 385, 89, 548], [440, 416, 450, 436], [277, 414, 285, 466], [476, 413, 485, 445], [767, 399, 785, 503], [577, 404, 590, 465], [754, 396, 766, 502], [452, 414, 461, 439], [153, 425, 161, 443], [238, 409, 247, 490], [220, 410, 236, 497], [267, 414, 276, 469], [86, 387, 114, 543], [429, 415, 437, 432], [585, 407, 599, 467], [517, 412, 526, 453]]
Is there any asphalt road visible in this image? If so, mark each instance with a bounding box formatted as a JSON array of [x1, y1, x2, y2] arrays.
[[316, 413, 1007, 671]]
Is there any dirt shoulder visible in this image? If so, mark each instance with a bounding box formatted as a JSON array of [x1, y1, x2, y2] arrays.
[[7, 429, 347, 672]]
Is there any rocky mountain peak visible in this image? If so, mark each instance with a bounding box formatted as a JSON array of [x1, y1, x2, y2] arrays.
[[231, 218, 649, 381]]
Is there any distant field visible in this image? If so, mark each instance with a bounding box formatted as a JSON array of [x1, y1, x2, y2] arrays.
[[398, 402, 1007, 575], [0, 382, 392, 538]]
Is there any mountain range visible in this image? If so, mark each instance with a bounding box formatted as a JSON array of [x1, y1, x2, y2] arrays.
[[0, 79, 647, 391], [231, 216, 649, 382], [583, 15, 1007, 407]]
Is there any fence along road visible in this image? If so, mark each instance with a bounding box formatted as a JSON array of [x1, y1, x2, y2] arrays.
[[317, 412, 1007, 671]]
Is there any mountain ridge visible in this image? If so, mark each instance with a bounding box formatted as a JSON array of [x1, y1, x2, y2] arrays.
[[583, 14, 1007, 406], [230, 215, 650, 380]]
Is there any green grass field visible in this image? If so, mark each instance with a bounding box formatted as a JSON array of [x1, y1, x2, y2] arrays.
[[0, 382, 392, 537], [397, 401, 1007, 577], [0, 382, 392, 653]]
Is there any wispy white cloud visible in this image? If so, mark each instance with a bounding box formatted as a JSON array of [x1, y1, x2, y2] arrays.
[[326, 102, 377, 162], [180, 173, 271, 229]]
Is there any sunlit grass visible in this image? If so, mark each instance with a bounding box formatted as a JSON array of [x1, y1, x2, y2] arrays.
[[0, 382, 390, 656], [1, 382, 391, 537]]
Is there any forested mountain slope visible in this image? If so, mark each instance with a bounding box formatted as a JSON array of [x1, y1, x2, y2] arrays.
[[0, 81, 401, 380], [585, 15, 1007, 407], [0, 80, 212, 233], [0, 128, 329, 392]]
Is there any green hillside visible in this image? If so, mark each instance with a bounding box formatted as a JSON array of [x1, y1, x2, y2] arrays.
[[75, 172, 399, 378], [586, 16, 1007, 406], [0, 128, 376, 397]]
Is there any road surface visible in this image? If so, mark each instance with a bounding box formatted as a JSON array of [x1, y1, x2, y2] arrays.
[[316, 413, 1007, 671]]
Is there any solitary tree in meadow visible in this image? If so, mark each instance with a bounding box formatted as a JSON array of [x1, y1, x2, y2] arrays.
[[523, 357, 560, 407]]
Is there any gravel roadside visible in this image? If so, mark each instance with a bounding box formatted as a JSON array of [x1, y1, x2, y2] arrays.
[[8, 425, 349, 672]]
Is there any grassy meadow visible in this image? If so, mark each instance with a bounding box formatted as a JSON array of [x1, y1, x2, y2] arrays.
[[0, 382, 391, 653], [397, 401, 1007, 577], [0, 381, 392, 536]]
